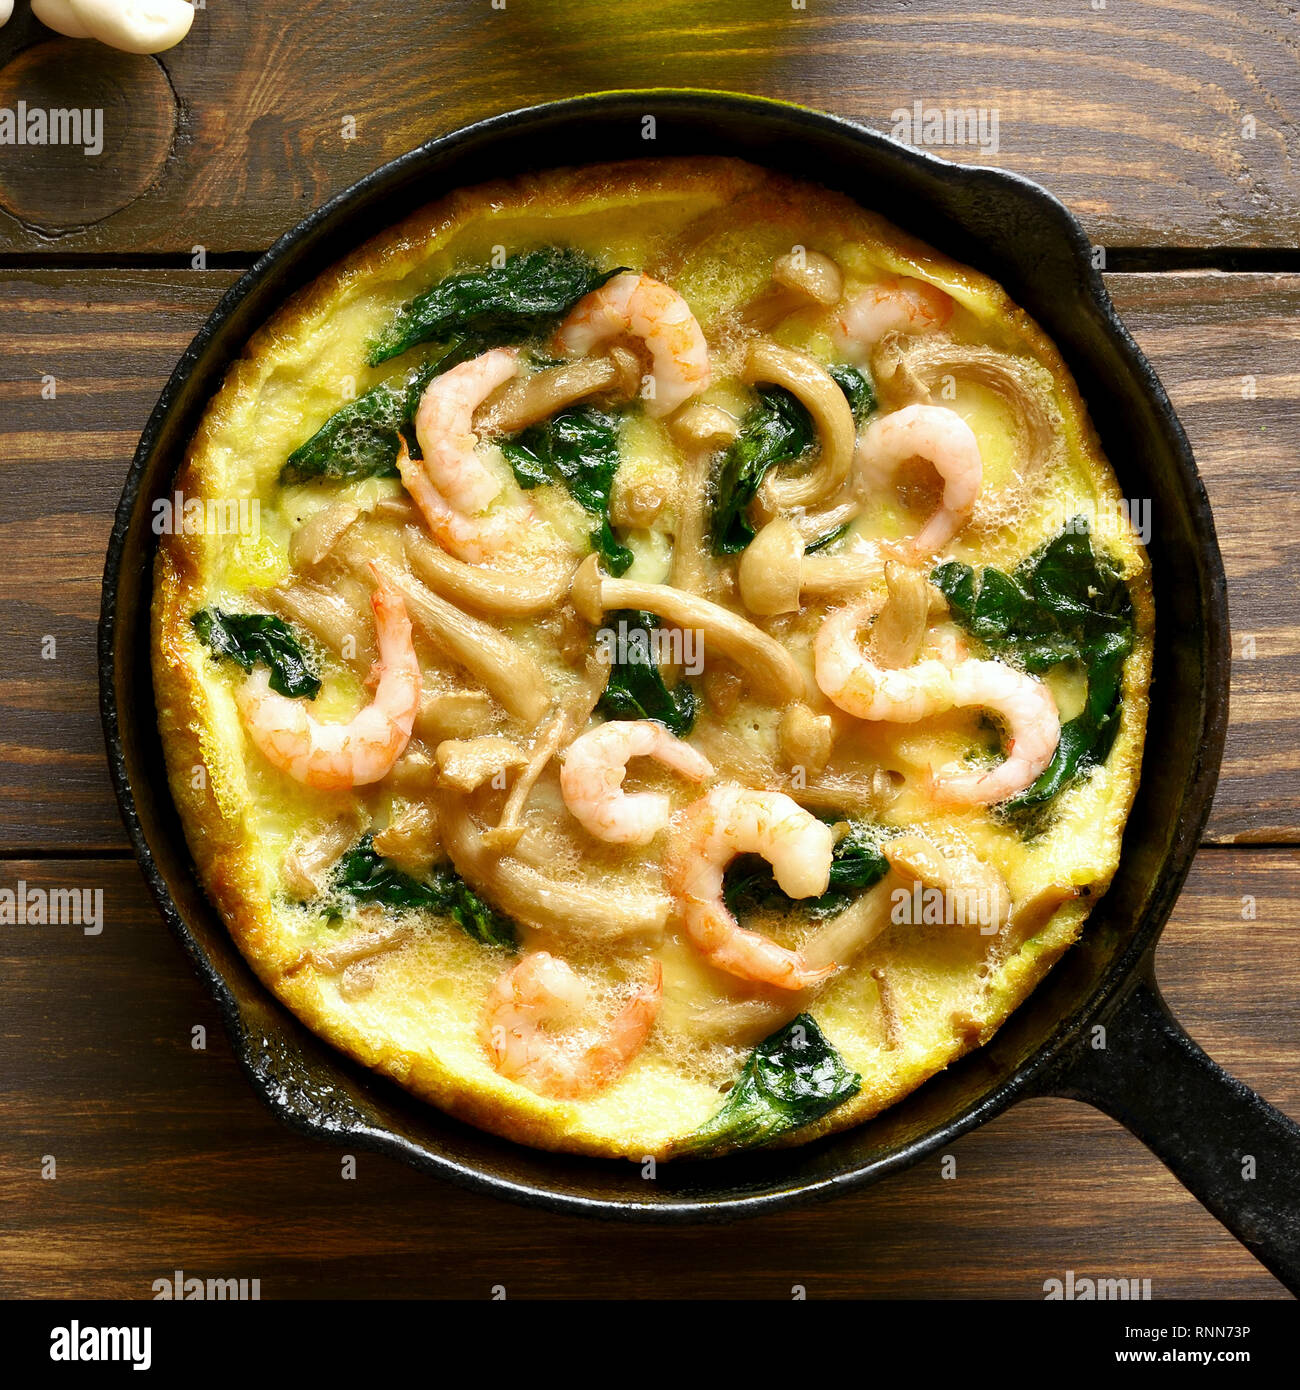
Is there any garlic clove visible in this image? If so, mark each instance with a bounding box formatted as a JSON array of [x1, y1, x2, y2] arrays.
[[31, 0, 94, 38], [70, 0, 195, 55]]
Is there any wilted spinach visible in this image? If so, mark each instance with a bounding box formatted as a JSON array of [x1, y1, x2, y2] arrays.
[[931, 520, 1135, 822], [596, 610, 698, 737], [724, 819, 892, 923], [192, 608, 321, 699], [805, 521, 851, 554], [828, 363, 875, 424], [368, 249, 622, 366], [500, 406, 633, 575], [710, 365, 875, 554], [327, 835, 517, 949], [678, 1013, 861, 1156], [710, 386, 815, 555], [279, 341, 479, 485]]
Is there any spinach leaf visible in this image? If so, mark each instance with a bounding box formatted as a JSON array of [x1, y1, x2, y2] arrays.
[[828, 363, 875, 424], [931, 521, 1135, 819], [596, 610, 698, 736], [710, 386, 815, 555], [710, 366, 875, 554], [679, 1013, 861, 1156], [279, 340, 478, 485], [805, 521, 851, 554], [327, 835, 517, 949], [500, 406, 633, 575], [192, 608, 321, 699], [724, 819, 891, 923], [368, 249, 622, 366]]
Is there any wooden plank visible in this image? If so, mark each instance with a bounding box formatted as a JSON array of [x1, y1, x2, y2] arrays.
[[0, 0, 1297, 254], [0, 268, 1296, 848], [1107, 273, 1300, 844], [0, 271, 240, 851], [0, 848, 1293, 1299]]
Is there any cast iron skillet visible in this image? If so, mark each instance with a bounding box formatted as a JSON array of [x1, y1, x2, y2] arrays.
[[100, 90, 1300, 1288]]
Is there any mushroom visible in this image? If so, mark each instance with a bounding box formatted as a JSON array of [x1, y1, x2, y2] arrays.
[[738, 250, 845, 332], [744, 341, 856, 512], [474, 347, 640, 436], [737, 516, 886, 615], [372, 801, 442, 877], [349, 551, 551, 725], [668, 402, 741, 598], [571, 553, 809, 703], [434, 736, 528, 794]]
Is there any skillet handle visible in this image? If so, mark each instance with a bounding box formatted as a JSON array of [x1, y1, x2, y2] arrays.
[[1044, 970, 1300, 1292]]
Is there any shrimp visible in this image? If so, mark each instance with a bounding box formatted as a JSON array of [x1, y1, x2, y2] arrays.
[[940, 660, 1062, 805], [480, 951, 662, 1100], [666, 784, 837, 991], [856, 403, 983, 556], [553, 271, 710, 417], [560, 719, 715, 845], [237, 566, 421, 790], [834, 275, 953, 355], [814, 602, 1061, 804], [399, 346, 532, 563]]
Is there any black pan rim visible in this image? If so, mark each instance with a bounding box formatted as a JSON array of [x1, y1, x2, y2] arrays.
[[98, 88, 1230, 1222]]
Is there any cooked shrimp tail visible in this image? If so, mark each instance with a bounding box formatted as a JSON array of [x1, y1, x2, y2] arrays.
[[855, 403, 983, 557], [480, 952, 662, 1100], [834, 275, 953, 355], [666, 784, 837, 990], [237, 564, 421, 789], [814, 602, 1061, 805], [553, 271, 711, 417], [401, 347, 535, 562], [560, 719, 715, 845]]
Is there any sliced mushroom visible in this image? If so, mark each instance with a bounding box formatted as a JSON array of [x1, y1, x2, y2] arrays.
[[474, 347, 640, 436], [738, 249, 844, 331], [372, 801, 442, 877], [435, 789, 669, 943], [484, 653, 610, 849], [870, 561, 934, 669], [401, 523, 572, 616], [262, 575, 376, 671], [347, 550, 551, 724], [571, 554, 808, 703], [779, 703, 834, 775], [668, 402, 741, 599], [435, 736, 528, 793], [745, 340, 856, 512], [290, 500, 369, 570], [415, 688, 496, 742], [281, 813, 365, 900]]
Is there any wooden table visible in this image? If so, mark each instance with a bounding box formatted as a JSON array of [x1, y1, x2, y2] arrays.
[[2, 0, 1297, 1300]]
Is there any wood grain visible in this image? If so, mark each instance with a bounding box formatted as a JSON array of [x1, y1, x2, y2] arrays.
[[0, 0, 1296, 255], [0, 848, 1293, 1299], [0, 268, 1295, 849]]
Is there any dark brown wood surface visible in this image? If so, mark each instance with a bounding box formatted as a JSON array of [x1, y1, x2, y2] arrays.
[[1, 0, 1297, 1301]]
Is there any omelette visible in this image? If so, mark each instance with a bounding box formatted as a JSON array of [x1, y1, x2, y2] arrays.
[[152, 158, 1152, 1158]]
